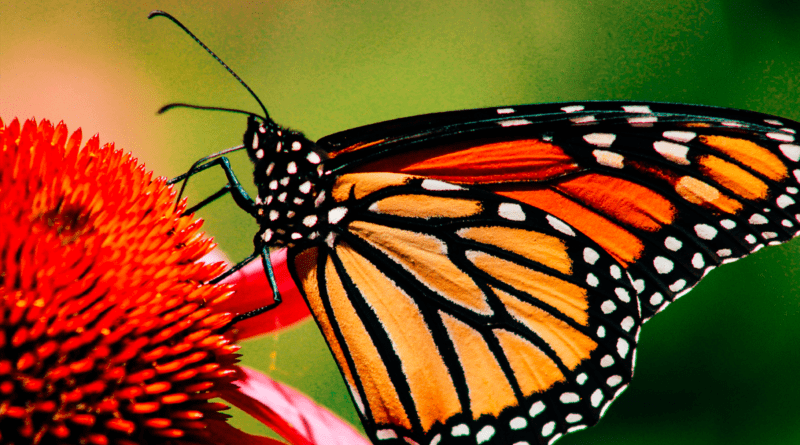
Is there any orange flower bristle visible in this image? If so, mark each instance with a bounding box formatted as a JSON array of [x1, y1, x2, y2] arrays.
[[0, 117, 242, 444]]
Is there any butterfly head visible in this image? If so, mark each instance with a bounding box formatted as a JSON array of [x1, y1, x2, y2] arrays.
[[244, 115, 331, 247]]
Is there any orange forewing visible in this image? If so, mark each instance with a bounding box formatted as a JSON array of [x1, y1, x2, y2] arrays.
[[351, 138, 581, 183]]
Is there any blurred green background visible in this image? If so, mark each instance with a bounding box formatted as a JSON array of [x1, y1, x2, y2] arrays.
[[2, 1, 799, 444]]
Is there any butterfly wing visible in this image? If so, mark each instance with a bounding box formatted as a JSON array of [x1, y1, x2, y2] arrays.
[[289, 173, 640, 444], [318, 101, 800, 318], [287, 101, 799, 444]]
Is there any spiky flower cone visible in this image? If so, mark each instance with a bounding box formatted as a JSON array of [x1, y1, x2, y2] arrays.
[[0, 117, 241, 445]]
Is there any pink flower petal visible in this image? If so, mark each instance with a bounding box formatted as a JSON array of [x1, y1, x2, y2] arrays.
[[206, 248, 312, 339], [221, 366, 370, 445], [205, 418, 289, 445]]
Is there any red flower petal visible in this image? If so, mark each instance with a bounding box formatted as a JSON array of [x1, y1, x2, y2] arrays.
[[221, 366, 370, 445], [206, 248, 311, 339]]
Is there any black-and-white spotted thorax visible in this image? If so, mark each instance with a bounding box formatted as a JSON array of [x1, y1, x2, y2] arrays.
[[244, 115, 331, 247]]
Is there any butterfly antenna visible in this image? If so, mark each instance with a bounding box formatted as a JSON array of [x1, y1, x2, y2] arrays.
[[148, 10, 271, 121], [157, 103, 259, 116]]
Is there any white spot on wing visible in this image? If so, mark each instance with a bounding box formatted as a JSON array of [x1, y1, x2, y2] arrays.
[[422, 179, 462, 191], [663, 131, 696, 142], [329, 207, 348, 224], [546, 215, 575, 236], [780, 144, 800, 162], [451, 424, 469, 436], [498, 203, 525, 221], [695, 224, 718, 240], [622, 105, 653, 113], [499, 119, 532, 127], [692, 253, 704, 269], [591, 389, 604, 407], [496, 108, 515, 114], [251, 133, 259, 149], [650, 293, 664, 305], [570, 115, 596, 124], [617, 338, 629, 358], [628, 116, 658, 125], [720, 219, 736, 229], [303, 215, 318, 227], [560, 392, 580, 404], [529, 401, 546, 417], [586, 273, 599, 287], [721, 121, 743, 128], [542, 421, 556, 437], [307, 151, 321, 164], [749, 214, 768, 225], [584, 247, 599, 264], [664, 236, 682, 251], [291, 141, 302, 151], [593, 150, 625, 169], [287, 161, 297, 174], [669, 279, 687, 292], [583, 133, 616, 147], [255, 148, 264, 159], [621, 316, 635, 331], [601, 300, 616, 314], [600, 355, 614, 367], [607, 375, 623, 387], [315, 190, 326, 207], [376, 429, 397, 439], [509, 417, 527, 430], [653, 141, 690, 165], [561, 105, 585, 113], [476, 425, 495, 443], [615, 287, 631, 303], [654, 256, 674, 274], [764, 119, 783, 126], [768, 132, 795, 142]]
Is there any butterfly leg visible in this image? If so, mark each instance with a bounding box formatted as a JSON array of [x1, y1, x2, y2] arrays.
[[220, 246, 283, 330], [168, 155, 256, 216]]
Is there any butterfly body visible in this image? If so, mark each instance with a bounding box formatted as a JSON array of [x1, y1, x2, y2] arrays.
[[244, 115, 332, 247]]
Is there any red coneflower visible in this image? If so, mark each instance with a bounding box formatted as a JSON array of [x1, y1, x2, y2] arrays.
[[0, 117, 368, 445]]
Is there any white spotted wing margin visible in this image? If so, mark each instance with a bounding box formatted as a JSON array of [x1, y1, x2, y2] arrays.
[[288, 173, 642, 445], [548, 108, 800, 318]]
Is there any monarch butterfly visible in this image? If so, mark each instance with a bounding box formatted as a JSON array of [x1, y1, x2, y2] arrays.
[[151, 11, 800, 445]]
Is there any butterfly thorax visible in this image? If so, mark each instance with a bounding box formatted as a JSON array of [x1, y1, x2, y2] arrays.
[[244, 115, 331, 248]]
